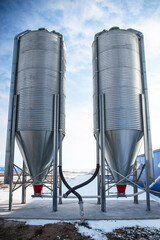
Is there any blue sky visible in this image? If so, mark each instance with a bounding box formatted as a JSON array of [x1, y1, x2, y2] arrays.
[[0, 0, 160, 169]]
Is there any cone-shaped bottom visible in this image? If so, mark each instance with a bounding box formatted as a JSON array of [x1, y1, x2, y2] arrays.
[[33, 185, 43, 194], [116, 185, 126, 194], [16, 131, 53, 185], [105, 130, 143, 184]]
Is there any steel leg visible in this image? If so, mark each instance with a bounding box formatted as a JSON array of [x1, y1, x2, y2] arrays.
[[139, 35, 154, 182], [58, 175, 62, 204], [9, 95, 17, 211], [97, 173, 101, 204], [141, 94, 150, 211], [53, 95, 59, 212], [96, 131, 100, 204], [22, 161, 27, 204], [133, 161, 138, 204], [58, 130, 63, 204], [9, 172, 13, 211], [99, 94, 106, 212], [4, 37, 19, 185]]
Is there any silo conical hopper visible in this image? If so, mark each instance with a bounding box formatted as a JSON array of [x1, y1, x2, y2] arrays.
[[5, 29, 66, 195], [92, 27, 151, 196]]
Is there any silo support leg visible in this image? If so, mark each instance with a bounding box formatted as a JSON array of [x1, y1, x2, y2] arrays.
[[58, 130, 63, 204], [133, 161, 138, 204], [97, 173, 101, 204], [58, 175, 62, 204], [22, 161, 27, 204], [99, 94, 106, 212], [53, 95, 59, 212], [9, 95, 17, 211], [141, 94, 150, 211], [96, 132, 100, 204]]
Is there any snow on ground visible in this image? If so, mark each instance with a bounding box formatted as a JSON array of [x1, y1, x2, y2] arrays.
[[4, 218, 160, 240], [1, 173, 160, 203], [0, 181, 35, 203], [88, 219, 160, 232], [8, 218, 160, 230], [62, 173, 98, 197], [77, 220, 160, 240], [62, 173, 159, 202]]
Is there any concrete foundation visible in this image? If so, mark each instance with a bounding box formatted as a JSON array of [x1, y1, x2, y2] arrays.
[[0, 199, 160, 220]]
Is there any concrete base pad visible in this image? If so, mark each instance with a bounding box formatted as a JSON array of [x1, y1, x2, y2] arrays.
[[0, 199, 160, 220]]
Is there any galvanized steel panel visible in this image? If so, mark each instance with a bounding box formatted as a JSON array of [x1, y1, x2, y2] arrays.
[[104, 130, 143, 183], [16, 130, 54, 184], [98, 30, 139, 53], [95, 68, 142, 90], [17, 69, 59, 92], [92, 28, 144, 184], [16, 30, 65, 133], [15, 30, 66, 184], [93, 29, 143, 132]]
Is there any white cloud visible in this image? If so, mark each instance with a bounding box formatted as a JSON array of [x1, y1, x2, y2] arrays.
[[125, 0, 144, 15], [99, 0, 124, 16]]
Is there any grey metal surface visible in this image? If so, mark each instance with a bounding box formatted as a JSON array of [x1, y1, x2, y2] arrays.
[[4, 32, 30, 184], [53, 95, 59, 211], [133, 161, 138, 204], [15, 30, 66, 185], [138, 32, 154, 182], [96, 131, 100, 204], [16, 130, 53, 184], [94, 36, 101, 205], [16, 30, 65, 133], [58, 130, 63, 205], [92, 29, 144, 184], [104, 130, 143, 183], [22, 161, 27, 204], [9, 95, 18, 211], [99, 94, 106, 212], [141, 94, 150, 210]]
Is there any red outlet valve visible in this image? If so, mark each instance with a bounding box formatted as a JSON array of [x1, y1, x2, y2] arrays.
[[33, 185, 43, 194], [116, 184, 126, 194]]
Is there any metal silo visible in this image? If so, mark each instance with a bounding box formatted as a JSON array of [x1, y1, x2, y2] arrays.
[[92, 27, 154, 211], [4, 29, 66, 210]]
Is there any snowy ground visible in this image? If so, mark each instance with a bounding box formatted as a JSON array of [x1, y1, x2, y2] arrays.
[[1, 218, 159, 240], [1, 172, 160, 202], [1, 173, 160, 239]]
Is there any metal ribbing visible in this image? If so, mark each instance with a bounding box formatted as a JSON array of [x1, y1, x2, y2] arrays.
[[16, 30, 66, 133], [92, 29, 143, 131]]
